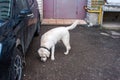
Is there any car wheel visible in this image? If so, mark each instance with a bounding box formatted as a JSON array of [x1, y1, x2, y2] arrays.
[[9, 48, 23, 80]]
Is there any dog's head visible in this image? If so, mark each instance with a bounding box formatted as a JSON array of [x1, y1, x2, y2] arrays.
[[38, 48, 50, 62]]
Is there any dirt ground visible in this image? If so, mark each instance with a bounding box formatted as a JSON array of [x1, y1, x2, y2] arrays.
[[23, 25, 120, 80]]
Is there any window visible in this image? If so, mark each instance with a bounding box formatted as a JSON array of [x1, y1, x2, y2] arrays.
[[28, 0, 34, 6], [16, 0, 28, 11]]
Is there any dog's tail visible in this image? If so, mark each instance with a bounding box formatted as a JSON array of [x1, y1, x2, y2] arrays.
[[66, 20, 79, 30]]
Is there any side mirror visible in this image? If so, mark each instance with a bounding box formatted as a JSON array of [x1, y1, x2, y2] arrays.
[[19, 9, 32, 18]]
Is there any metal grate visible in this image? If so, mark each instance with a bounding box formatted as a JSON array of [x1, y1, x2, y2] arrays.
[[0, 0, 11, 21], [91, 0, 104, 9]]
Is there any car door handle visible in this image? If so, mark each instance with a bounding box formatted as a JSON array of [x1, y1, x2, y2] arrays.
[[27, 13, 34, 18]]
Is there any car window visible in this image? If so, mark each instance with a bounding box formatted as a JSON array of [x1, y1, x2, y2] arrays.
[[28, 0, 34, 6], [16, 0, 28, 11]]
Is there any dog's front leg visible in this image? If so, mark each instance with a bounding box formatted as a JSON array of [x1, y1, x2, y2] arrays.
[[51, 45, 55, 60]]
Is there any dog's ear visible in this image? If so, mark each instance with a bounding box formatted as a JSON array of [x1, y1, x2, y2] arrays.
[[38, 48, 40, 54], [46, 52, 50, 58], [38, 48, 43, 56], [38, 48, 42, 54]]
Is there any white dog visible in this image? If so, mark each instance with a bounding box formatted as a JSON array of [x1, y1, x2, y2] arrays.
[[38, 20, 79, 62]]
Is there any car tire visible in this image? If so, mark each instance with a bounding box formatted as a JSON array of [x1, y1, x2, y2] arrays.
[[9, 48, 23, 80]]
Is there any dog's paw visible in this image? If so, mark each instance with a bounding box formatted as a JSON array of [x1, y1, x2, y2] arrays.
[[51, 57, 55, 61], [64, 52, 69, 55]]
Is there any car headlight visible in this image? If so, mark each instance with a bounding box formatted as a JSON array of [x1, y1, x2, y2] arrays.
[[0, 43, 2, 56]]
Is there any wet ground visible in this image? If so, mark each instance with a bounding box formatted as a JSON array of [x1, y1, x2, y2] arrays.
[[23, 25, 120, 80]]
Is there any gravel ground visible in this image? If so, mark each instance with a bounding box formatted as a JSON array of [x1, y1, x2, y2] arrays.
[[23, 25, 120, 80]]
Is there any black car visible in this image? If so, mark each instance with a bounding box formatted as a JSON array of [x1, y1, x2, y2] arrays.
[[0, 0, 40, 80]]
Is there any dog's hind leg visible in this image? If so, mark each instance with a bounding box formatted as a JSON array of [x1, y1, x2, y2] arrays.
[[51, 45, 55, 60], [62, 33, 71, 55]]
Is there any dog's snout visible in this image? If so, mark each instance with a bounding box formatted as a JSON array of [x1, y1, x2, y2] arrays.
[[41, 58, 47, 62]]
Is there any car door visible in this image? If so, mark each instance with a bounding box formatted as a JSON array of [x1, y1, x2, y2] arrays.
[[26, 0, 38, 47], [15, 0, 38, 53], [15, 0, 32, 53]]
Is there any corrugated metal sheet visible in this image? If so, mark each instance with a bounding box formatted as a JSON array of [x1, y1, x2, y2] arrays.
[[103, 5, 120, 12], [107, 0, 120, 3], [37, 0, 43, 20], [43, 0, 87, 19]]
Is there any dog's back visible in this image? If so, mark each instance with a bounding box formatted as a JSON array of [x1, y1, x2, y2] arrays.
[[41, 27, 68, 45], [40, 20, 79, 46]]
